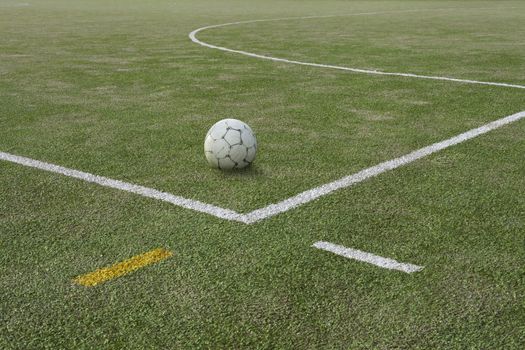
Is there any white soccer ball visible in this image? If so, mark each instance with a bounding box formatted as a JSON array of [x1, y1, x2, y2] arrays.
[[204, 118, 257, 170]]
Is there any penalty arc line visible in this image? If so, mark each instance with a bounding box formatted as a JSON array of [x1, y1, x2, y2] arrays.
[[1, 111, 524, 224], [313, 241, 424, 273], [189, 8, 525, 90]]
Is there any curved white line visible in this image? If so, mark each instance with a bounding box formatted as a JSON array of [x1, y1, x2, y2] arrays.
[[189, 8, 525, 90]]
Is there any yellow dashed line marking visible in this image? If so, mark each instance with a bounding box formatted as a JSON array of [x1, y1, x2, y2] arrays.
[[74, 248, 173, 287]]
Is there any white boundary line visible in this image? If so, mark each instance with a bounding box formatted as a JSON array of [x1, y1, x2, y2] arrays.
[[242, 111, 525, 223], [0, 151, 246, 223], [189, 8, 525, 90], [1, 110, 524, 223], [313, 241, 424, 273]]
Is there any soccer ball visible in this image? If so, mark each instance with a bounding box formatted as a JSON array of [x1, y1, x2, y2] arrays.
[[204, 118, 257, 170]]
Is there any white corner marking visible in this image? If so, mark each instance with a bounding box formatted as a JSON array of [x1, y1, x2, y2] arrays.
[[1, 110, 524, 223]]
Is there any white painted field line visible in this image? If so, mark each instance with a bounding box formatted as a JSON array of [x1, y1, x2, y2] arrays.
[[242, 110, 525, 223], [313, 241, 424, 273], [1, 111, 524, 224], [0, 151, 246, 223], [189, 8, 525, 90]]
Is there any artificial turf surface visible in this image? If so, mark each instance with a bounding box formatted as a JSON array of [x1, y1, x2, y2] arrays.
[[1, 0, 524, 348]]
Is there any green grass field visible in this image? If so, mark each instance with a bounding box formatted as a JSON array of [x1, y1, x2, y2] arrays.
[[1, 0, 524, 348]]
